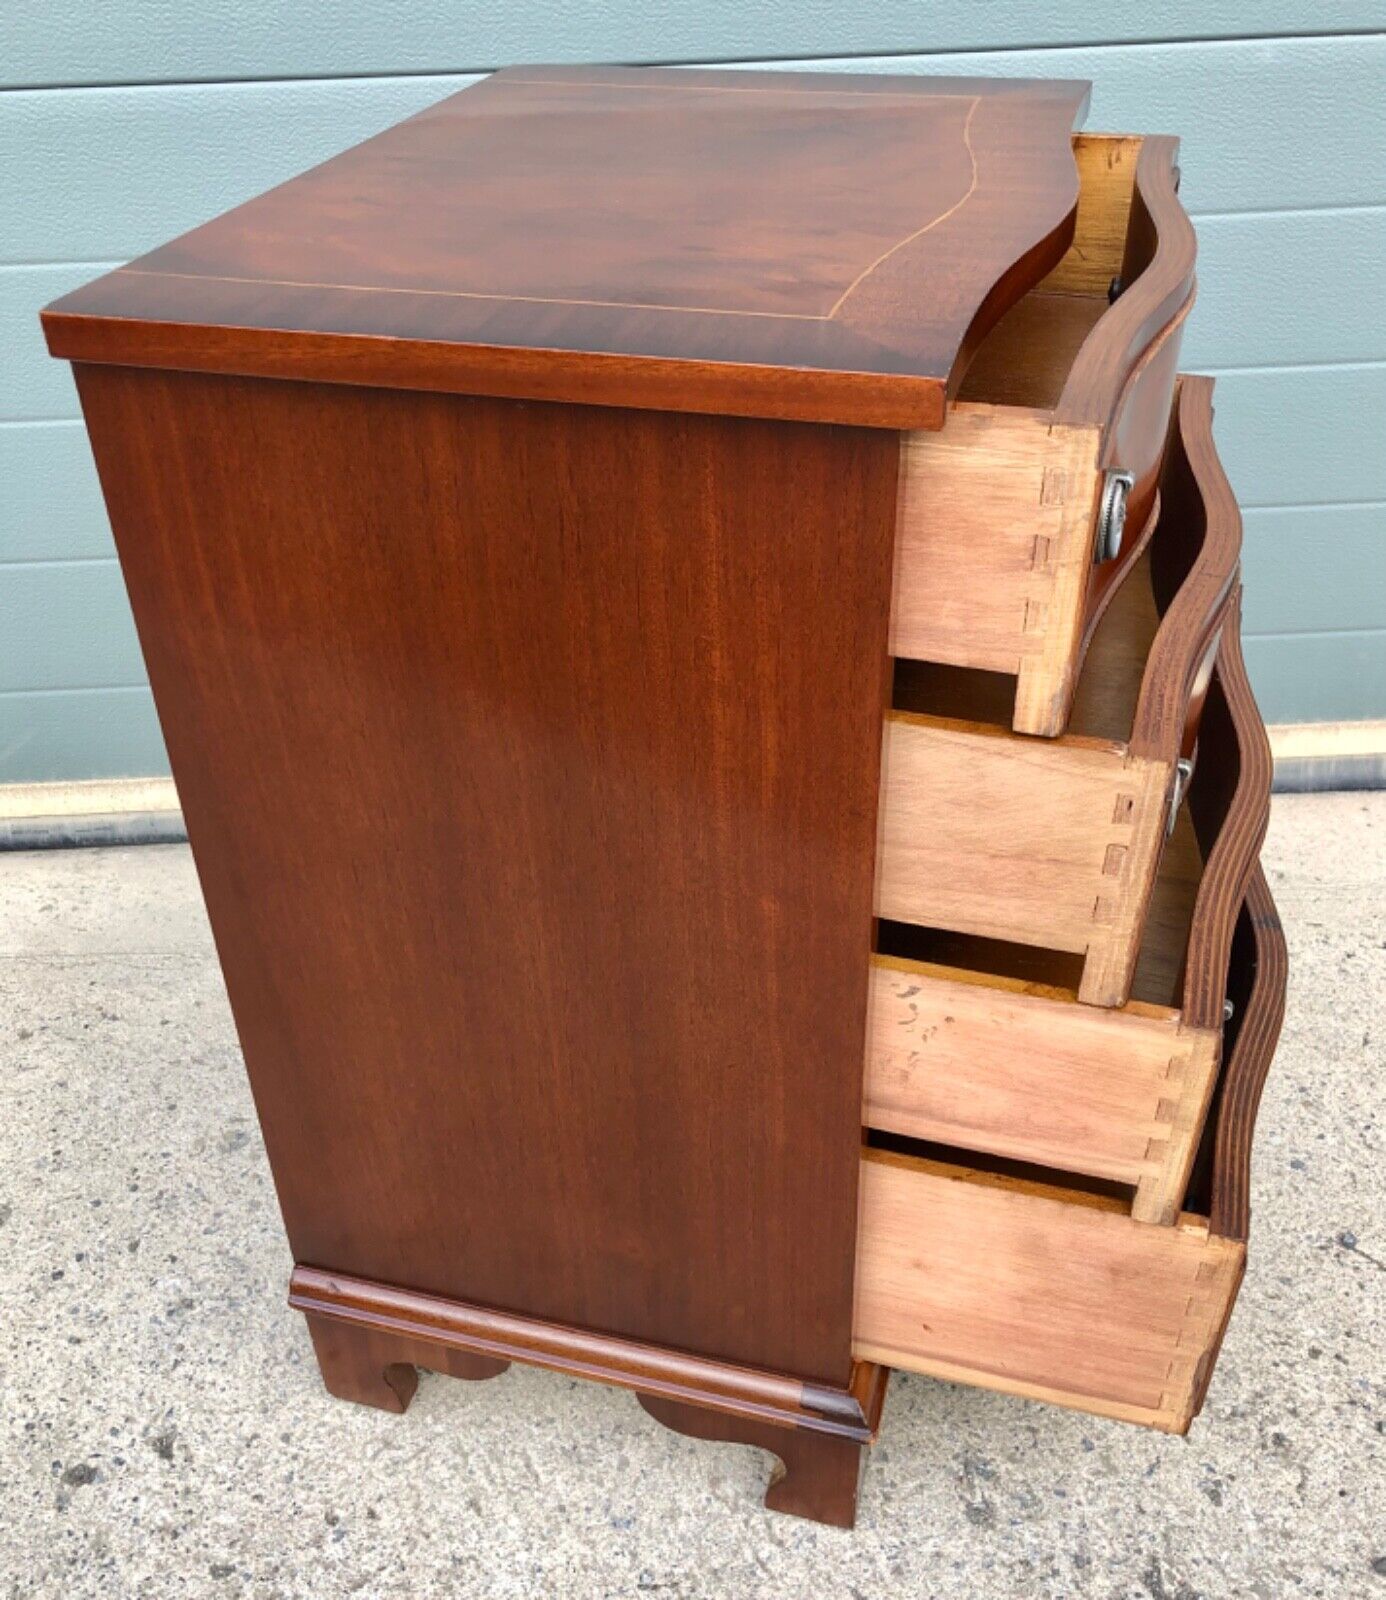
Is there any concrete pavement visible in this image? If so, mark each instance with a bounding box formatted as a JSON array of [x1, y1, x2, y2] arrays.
[[2, 792, 1383, 1598]]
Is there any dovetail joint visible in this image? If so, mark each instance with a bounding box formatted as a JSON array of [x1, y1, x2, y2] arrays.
[[1156, 1258, 1235, 1414], [1039, 467, 1070, 506], [1161, 1052, 1190, 1083], [1023, 598, 1048, 635]]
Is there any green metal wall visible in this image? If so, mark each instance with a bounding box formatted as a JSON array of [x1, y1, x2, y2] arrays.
[[4, 6, 1384, 778]]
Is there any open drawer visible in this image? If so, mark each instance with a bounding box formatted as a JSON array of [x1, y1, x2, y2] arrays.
[[866, 599, 1273, 1223], [889, 134, 1196, 735], [853, 864, 1288, 1433], [876, 376, 1239, 1008]]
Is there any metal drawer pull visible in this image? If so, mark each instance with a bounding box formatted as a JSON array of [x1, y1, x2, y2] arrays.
[[1095, 469, 1135, 564], [1167, 755, 1195, 837]]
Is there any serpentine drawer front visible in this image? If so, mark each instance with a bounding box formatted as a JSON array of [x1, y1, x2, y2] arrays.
[[42, 65, 1284, 1530]]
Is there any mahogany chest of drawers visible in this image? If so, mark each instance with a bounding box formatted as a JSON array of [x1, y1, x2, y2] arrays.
[[44, 65, 1286, 1529]]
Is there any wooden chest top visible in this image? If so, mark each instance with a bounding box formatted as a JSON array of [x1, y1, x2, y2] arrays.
[[44, 65, 1090, 428]]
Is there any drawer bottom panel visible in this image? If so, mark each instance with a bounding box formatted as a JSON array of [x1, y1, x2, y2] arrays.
[[852, 1149, 1244, 1433]]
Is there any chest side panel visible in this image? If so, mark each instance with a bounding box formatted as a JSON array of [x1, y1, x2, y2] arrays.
[[76, 366, 899, 1385]]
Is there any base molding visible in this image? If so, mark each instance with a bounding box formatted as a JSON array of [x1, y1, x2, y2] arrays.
[[289, 1265, 885, 1442], [304, 1310, 510, 1413], [291, 1266, 887, 1527], [638, 1390, 876, 1528]]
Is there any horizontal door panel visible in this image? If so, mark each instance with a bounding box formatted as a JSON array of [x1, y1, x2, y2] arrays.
[[1242, 505, 1386, 637], [7, 37, 1386, 262], [1242, 632, 1386, 725], [0, 562, 144, 693], [8, 5, 1377, 89], [0, 423, 111, 563], [0, 687, 167, 783]]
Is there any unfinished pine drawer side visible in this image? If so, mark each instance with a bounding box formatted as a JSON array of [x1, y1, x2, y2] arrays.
[[890, 134, 1196, 733], [854, 865, 1287, 1433], [866, 588, 1273, 1222], [876, 377, 1238, 1007]]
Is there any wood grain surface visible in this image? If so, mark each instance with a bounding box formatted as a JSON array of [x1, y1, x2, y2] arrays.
[[853, 1145, 1246, 1432], [638, 1387, 880, 1528], [867, 581, 1274, 1226], [889, 133, 1194, 733], [854, 848, 1287, 1432], [1123, 382, 1271, 1030], [1056, 137, 1196, 431], [1102, 594, 1271, 1024], [875, 710, 1170, 1006], [74, 363, 900, 1386], [889, 410, 1102, 686], [1207, 868, 1288, 1241], [1128, 377, 1242, 761], [862, 953, 1219, 1223], [44, 66, 1090, 428], [1164, 544, 1272, 1023], [1039, 133, 1143, 297], [291, 1267, 887, 1439]]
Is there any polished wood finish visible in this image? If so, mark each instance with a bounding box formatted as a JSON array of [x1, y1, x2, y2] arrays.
[[1183, 867, 1286, 1421], [295, 1261, 887, 1527], [1055, 138, 1196, 439], [47, 75, 1288, 1520], [291, 1267, 886, 1439], [1206, 870, 1289, 1241], [1144, 621, 1283, 1241], [1120, 461, 1271, 1022], [1126, 381, 1242, 761], [74, 364, 900, 1391], [43, 66, 1090, 430], [1148, 473, 1274, 1031], [891, 134, 1195, 731], [880, 377, 1241, 1007], [305, 1315, 509, 1414], [639, 1387, 880, 1529]]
